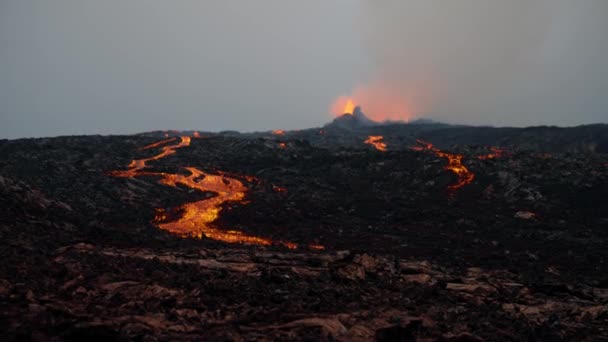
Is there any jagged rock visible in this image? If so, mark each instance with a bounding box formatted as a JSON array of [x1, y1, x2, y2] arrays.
[[0, 279, 11, 296], [446, 282, 496, 294], [1, 130, 607, 340], [514, 211, 536, 220], [438, 333, 484, 342], [277, 317, 347, 338]]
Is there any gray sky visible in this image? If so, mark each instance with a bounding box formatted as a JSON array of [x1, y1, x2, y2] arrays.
[[1, 1, 607, 138]]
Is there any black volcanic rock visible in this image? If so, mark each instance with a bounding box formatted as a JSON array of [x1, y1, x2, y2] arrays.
[[1, 128, 608, 340], [407, 118, 440, 125]]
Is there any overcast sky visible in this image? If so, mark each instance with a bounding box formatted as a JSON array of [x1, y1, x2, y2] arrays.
[[1, 1, 607, 138]]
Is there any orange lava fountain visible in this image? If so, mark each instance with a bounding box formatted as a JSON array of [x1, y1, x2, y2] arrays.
[[412, 140, 475, 193], [343, 99, 355, 115], [365, 136, 387, 152], [109, 136, 314, 249]]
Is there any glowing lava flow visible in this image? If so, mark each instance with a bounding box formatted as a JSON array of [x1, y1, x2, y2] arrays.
[[110, 136, 312, 249], [365, 136, 387, 152], [110, 137, 192, 178], [477, 147, 507, 160], [153, 167, 274, 246], [412, 140, 475, 192]]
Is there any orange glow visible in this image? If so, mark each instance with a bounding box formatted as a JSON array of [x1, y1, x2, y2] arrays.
[[278, 142, 287, 149], [109, 136, 315, 250], [282, 242, 299, 250], [272, 185, 287, 193], [344, 99, 355, 115], [153, 208, 168, 222], [477, 147, 507, 160], [193, 131, 201, 138], [108, 136, 191, 178], [308, 244, 325, 251], [412, 139, 474, 193], [364, 136, 387, 152], [330, 83, 425, 122], [330, 96, 355, 116], [272, 130, 285, 136]]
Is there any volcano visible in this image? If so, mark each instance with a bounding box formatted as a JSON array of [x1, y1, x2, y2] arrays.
[[1, 115, 608, 340], [327, 106, 379, 129]]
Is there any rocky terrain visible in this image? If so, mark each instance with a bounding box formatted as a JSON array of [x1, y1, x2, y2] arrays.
[[1, 119, 608, 340]]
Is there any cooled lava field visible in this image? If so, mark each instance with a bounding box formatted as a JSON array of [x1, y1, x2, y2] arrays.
[[1, 118, 608, 341]]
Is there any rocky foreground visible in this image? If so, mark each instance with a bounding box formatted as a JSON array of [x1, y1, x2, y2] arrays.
[[1, 132, 607, 340]]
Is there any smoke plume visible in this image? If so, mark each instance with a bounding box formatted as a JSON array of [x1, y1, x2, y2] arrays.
[[359, 0, 608, 126]]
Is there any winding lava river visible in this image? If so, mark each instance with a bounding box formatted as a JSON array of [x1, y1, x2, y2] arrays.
[[363, 136, 477, 193], [411, 139, 475, 193], [110, 136, 321, 250]]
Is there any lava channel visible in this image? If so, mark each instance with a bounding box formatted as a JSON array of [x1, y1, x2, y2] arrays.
[[412, 139, 475, 193], [110, 136, 315, 249], [477, 147, 508, 160], [365, 136, 387, 152]]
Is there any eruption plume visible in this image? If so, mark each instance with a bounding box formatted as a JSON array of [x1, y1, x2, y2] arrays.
[[355, 0, 608, 126]]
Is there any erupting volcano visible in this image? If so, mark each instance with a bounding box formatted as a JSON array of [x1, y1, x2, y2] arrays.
[[412, 139, 475, 193], [329, 85, 415, 122], [109, 136, 315, 249]]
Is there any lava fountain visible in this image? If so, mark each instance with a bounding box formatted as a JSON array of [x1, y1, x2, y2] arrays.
[[330, 96, 356, 116], [329, 84, 416, 122], [343, 99, 355, 115]]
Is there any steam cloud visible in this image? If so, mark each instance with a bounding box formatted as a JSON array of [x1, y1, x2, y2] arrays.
[[361, 0, 608, 126]]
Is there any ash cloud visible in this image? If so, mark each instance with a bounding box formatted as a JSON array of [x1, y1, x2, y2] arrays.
[[361, 0, 608, 126]]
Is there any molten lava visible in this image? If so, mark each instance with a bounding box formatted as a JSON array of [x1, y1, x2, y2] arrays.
[[309, 244, 325, 251], [412, 140, 475, 193], [343, 99, 355, 115], [272, 185, 287, 193], [109, 137, 192, 178], [109, 136, 314, 249], [477, 147, 508, 160], [153, 166, 274, 246], [272, 130, 285, 136], [365, 136, 387, 152]]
